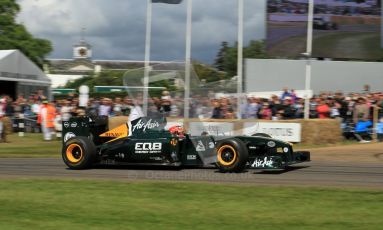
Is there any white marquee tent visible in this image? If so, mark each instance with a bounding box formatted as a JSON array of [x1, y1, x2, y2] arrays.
[[0, 50, 51, 99]]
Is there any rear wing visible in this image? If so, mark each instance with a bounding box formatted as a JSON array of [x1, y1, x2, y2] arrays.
[[62, 116, 168, 145], [130, 116, 167, 136], [62, 116, 108, 145]]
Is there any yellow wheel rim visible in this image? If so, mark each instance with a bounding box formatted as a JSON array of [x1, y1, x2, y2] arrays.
[[66, 144, 83, 163], [217, 145, 237, 166]]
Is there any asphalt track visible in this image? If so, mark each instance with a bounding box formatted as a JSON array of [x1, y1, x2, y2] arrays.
[[0, 158, 381, 189]]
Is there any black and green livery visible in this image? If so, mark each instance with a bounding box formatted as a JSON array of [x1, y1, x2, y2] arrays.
[[62, 116, 310, 172]]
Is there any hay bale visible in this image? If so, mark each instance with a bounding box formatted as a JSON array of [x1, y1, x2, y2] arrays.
[[107, 117, 343, 145], [236, 118, 343, 145], [332, 15, 380, 25], [300, 119, 342, 145], [0, 117, 12, 134]]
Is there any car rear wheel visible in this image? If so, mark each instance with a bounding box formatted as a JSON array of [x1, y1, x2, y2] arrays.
[[62, 136, 96, 169], [216, 138, 248, 173]]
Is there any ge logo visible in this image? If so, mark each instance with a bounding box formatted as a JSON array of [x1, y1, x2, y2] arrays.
[[64, 132, 76, 142]]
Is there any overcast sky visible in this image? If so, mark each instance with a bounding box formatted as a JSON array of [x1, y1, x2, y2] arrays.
[[17, 0, 266, 64]]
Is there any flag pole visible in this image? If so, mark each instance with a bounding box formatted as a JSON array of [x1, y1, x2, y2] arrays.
[[304, 0, 314, 120], [237, 0, 244, 119], [143, 0, 153, 116], [184, 0, 192, 119]]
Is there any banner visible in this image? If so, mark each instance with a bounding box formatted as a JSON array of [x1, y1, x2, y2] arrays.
[[189, 122, 234, 136], [243, 122, 302, 142]]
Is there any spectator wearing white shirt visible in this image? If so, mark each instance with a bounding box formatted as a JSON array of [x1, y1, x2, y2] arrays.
[[60, 100, 73, 121], [98, 98, 112, 117], [112, 97, 123, 116]]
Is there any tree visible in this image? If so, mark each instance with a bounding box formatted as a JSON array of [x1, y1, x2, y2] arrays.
[[244, 40, 268, 59], [214, 41, 229, 71], [193, 61, 227, 83], [0, 0, 52, 67], [0, 0, 19, 18], [213, 40, 268, 78], [63, 70, 175, 98]]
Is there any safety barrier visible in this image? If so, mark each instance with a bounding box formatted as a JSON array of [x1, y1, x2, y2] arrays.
[[109, 116, 343, 145], [6, 108, 382, 144], [10, 115, 63, 139], [183, 118, 343, 145], [10, 115, 40, 136]]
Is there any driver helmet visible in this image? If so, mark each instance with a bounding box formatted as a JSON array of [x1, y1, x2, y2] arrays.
[[169, 125, 185, 138]]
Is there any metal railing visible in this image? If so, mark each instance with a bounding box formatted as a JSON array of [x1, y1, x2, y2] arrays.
[[10, 115, 40, 136]]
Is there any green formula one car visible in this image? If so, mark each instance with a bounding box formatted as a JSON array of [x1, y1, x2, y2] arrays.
[[62, 116, 310, 172]]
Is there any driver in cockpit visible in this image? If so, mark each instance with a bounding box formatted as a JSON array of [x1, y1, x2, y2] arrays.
[[169, 125, 185, 138]]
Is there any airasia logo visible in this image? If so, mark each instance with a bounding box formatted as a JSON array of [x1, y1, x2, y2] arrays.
[[135, 142, 162, 154], [132, 119, 160, 132]]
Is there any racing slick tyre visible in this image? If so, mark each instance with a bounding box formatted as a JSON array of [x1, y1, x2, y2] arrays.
[[62, 136, 96, 170], [216, 138, 248, 173], [252, 133, 272, 138]]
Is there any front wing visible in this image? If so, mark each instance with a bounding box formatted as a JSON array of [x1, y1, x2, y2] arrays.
[[249, 151, 311, 169]]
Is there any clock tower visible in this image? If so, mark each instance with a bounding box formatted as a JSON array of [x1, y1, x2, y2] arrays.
[[73, 28, 92, 60]]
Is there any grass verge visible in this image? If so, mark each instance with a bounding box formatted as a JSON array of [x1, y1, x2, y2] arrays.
[[0, 133, 61, 158], [0, 179, 382, 230], [294, 139, 358, 149], [312, 32, 383, 59], [269, 31, 383, 59]]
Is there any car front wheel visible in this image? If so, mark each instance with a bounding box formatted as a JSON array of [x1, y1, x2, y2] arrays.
[[216, 138, 248, 173]]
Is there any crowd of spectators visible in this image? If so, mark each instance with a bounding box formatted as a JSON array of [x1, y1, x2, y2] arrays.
[[1, 86, 383, 142], [268, 0, 381, 16], [1, 87, 382, 121], [199, 88, 383, 123]]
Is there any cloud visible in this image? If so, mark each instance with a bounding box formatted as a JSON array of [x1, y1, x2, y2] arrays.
[[17, 0, 266, 63]]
